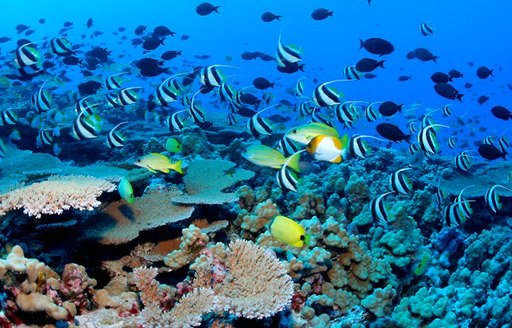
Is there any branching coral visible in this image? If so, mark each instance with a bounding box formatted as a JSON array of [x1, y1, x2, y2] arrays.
[[0, 175, 115, 218]]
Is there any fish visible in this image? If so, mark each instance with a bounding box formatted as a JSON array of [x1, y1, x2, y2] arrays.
[[269, 215, 310, 247], [365, 102, 382, 122], [118, 178, 135, 204], [431, 72, 452, 83], [246, 105, 275, 138], [349, 135, 386, 159], [334, 102, 363, 128], [161, 50, 182, 61], [376, 123, 411, 143], [442, 105, 452, 117], [408, 122, 417, 134], [478, 143, 506, 160], [165, 138, 181, 153], [417, 124, 448, 155], [276, 151, 302, 192], [306, 135, 349, 163], [419, 22, 434, 36], [313, 80, 347, 107], [448, 70, 464, 78], [50, 37, 73, 56], [105, 73, 126, 90], [490, 105, 512, 120], [297, 101, 314, 117], [106, 122, 128, 148], [498, 135, 510, 153], [287, 122, 340, 145], [33, 81, 52, 113], [118, 87, 142, 106], [485, 185, 512, 213], [134, 153, 183, 174], [253, 77, 274, 90], [413, 47, 438, 62], [277, 134, 302, 157], [454, 151, 472, 172], [434, 83, 463, 101], [414, 254, 430, 276], [242, 144, 300, 171], [276, 32, 303, 66], [409, 142, 421, 155], [476, 66, 493, 79], [355, 58, 385, 72], [188, 91, 207, 124], [294, 78, 306, 97], [370, 191, 395, 223], [311, 8, 333, 20], [444, 201, 473, 227], [199, 65, 232, 87], [359, 38, 395, 56], [0, 109, 17, 126], [71, 112, 102, 140], [310, 108, 333, 127], [389, 168, 413, 194], [0, 138, 6, 159], [378, 101, 402, 117], [343, 65, 361, 80], [261, 11, 281, 22], [37, 128, 53, 146], [167, 110, 188, 132], [196, 2, 220, 16], [448, 136, 457, 149]]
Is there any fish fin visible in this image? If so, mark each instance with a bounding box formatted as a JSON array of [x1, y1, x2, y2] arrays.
[[147, 165, 157, 174], [286, 151, 302, 172], [303, 234, 311, 247], [332, 155, 342, 163], [172, 159, 183, 174]]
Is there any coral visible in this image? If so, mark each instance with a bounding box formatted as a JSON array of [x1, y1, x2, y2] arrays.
[[361, 285, 396, 317], [97, 188, 195, 245], [164, 224, 210, 270], [235, 198, 278, 234], [215, 240, 294, 319], [0, 175, 115, 218], [174, 159, 254, 205], [59, 263, 97, 310]]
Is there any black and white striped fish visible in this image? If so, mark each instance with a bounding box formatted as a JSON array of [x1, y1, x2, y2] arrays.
[[435, 179, 447, 210], [219, 82, 237, 103], [498, 135, 510, 153], [448, 136, 457, 149], [454, 151, 471, 172], [297, 101, 313, 117], [310, 108, 333, 127], [105, 73, 126, 90], [444, 201, 472, 227], [417, 124, 448, 155], [389, 168, 413, 194], [482, 136, 495, 146], [408, 121, 417, 134], [105, 92, 122, 108], [34, 81, 52, 113], [15, 42, 39, 67], [294, 78, 306, 97], [370, 191, 395, 223], [38, 128, 53, 146], [0, 109, 17, 125], [334, 102, 363, 128], [118, 87, 142, 106], [189, 91, 206, 124], [74, 96, 101, 116], [277, 134, 302, 157], [454, 186, 474, 220], [275, 151, 303, 192], [442, 104, 452, 117], [50, 37, 73, 56], [71, 112, 101, 140], [343, 65, 361, 80], [247, 105, 275, 138], [420, 114, 435, 129], [365, 101, 382, 122], [485, 184, 512, 213], [199, 65, 233, 87], [167, 110, 188, 132], [419, 22, 434, 36], [277, 32, 302, 65], [313, 80, 348, 107], [106, 122, 128, 148], [349, 134, 386, 159], [408, 142, 420, 155]]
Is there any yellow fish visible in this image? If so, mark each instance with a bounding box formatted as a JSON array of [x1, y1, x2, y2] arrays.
[[134, 153, 183, 174], [286, 122, 340, 145], [165, 138, 181, 153], [242, 144, 300, 171], [269, 215, 310, 247], [306, 135, 349, 163]]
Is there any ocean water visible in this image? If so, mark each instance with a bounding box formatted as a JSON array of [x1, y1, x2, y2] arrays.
[[0, 0, 511, 327]]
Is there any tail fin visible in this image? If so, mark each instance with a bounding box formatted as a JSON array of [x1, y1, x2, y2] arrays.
[[378, 60, 385, 68], [404, 134, 412, 143], [456, 94, 463, 102], [214, 6, 220, 13], [359, 39, 365, 49], [172, 159, 183, 174]]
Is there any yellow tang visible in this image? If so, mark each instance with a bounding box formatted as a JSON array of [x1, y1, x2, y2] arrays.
[[134, 153, 183, 174], [165, 138, 181, 153], [118, 177, 134, 203], [269, 215, 310, 247], [242, 144, 300, 171], [286, 122, 340, 145]]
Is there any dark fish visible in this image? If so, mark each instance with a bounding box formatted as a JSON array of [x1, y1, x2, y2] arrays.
[[42, 60, 55, 70], [414, 48, 438, 62], [398, 75, 411, 81], [364, 73, 377, 79], [376, 123, 411, 143], [195, 54, 211, 60], [196, 2, 220, 16], [24, 30, 35, 36], [261, 12, 281, 22], [379, 101, 402, 116], [430, 72, 452, 83], [277, 61, 304, 74], [131, 38, 143, 46], [161, 50, 182, 60], [448, 69, 463, 78], [181, 34, 190, 40], [311, 8, 333, 20], [38, 18, 46, 24], [355, 58, 385, 72], [434, 82, 463, 101], [78, 81, 102, 95], [134, 25, 146, 36], [464, 82, 473, 89], [118, 27, 126, 32], [491, 105, 512, 120], [360, 38, 394, 56], [406, 51, 415, 60], [0, 37, 11, 43], [253, 77, 274, 89], [16, 24, 30, 34], [478, 144, 506, 160], [153, 25, 175, 37], [239, 92, 261, 105], [86, 18, 93, 28], [241, 51, 259, 60], [259, 53, 275, 61], [477, 95, 489, 104], [142, 37, 164, 51], [476, 66, 493, 79], [63, 21, 73, 27], [62, 55, 82, 65]]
